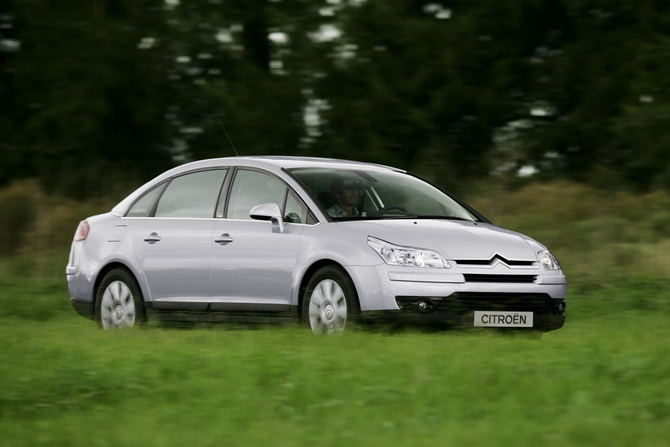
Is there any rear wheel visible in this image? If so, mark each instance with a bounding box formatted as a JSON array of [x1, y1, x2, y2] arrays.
[[302, 266, 359, 335], [95, 268, 146, 329]]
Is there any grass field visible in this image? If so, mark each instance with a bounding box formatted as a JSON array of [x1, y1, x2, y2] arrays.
[[1, 180, 670, 446], [1, 279, 670, 447]]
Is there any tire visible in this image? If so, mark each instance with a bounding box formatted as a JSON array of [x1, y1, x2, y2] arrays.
[[302, 265, 359, 335], [95, 268, 146, 329]]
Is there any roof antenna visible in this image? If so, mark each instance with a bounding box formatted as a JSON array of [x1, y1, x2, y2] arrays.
[[216, 117, 239, 156]]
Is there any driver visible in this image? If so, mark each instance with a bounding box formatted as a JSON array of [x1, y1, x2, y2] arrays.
[[326, 177, 367, 218]]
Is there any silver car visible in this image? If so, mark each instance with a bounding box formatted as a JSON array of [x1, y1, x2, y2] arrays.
[[66, 156, 566, 334]]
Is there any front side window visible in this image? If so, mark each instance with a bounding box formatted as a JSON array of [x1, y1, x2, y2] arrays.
[[284, 191, 308, 223], [226, 170, 287, 220], [154, 169, 227, 218]]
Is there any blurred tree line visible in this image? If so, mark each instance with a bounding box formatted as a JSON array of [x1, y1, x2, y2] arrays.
[[1, 0, 670, 199]]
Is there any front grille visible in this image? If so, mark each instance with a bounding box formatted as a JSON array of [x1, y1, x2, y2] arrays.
[[396, 293, 564, 316], [463, 274, 537, 283], [455, 257, 535, 267]]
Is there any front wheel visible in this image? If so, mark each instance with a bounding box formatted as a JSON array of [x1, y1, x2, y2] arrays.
[[302, 266, 359, 335], [95, 268, 146, 329]]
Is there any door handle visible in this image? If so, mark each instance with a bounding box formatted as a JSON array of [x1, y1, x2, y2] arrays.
[[214, 233, 234, 245], [143, 232, 161, 244]]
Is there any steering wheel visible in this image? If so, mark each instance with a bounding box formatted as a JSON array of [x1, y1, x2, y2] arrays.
[[378, 205, 408, 213]]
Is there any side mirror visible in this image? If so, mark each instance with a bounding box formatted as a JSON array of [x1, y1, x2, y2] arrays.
[[249, 202, 284, 233]]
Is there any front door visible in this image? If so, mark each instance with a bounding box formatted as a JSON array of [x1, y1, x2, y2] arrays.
[[209, 169, 303, 312], [210, 220, 302, 311]]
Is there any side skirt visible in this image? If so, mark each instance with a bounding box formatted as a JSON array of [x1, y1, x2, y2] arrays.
[[145, 302, 299, 325]]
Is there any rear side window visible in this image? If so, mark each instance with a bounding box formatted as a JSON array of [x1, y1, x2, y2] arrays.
[[126, 183, 166, 217], [154, 170, 227, 218]]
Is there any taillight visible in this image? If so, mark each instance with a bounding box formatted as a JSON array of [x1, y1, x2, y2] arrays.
[[73, 220, 90, 242]]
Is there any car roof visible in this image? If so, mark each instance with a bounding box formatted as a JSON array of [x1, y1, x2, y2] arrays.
[[173, 155, 402, 171], [111, 156, 404, 216]]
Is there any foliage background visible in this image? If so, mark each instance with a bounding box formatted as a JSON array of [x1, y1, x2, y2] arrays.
[[2, 0, 670, 198]]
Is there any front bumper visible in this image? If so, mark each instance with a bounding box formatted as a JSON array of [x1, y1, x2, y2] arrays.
[[363, 292, 565, 332], [347, 263, 566, 333]]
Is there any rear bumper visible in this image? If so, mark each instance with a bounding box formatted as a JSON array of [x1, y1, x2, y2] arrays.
[[70, 298, 95, 321]]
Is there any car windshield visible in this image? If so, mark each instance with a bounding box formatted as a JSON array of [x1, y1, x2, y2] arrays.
[[289, 167, 479, 221]]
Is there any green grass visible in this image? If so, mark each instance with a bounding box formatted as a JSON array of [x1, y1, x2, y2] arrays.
[[2, 180, 670, 445], [1, 281, 670, 447]]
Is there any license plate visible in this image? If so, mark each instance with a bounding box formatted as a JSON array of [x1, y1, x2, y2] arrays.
[[474, 311, 533, 327]]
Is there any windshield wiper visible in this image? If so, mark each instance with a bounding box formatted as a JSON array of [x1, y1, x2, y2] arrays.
[[333, 215, 475, 222], [406, 215, 474, 222]]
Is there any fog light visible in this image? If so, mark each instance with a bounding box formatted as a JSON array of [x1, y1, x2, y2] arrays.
[[395, 297, 441, 313], [557, 302, 566, 313], [417, 300, 434, 313]]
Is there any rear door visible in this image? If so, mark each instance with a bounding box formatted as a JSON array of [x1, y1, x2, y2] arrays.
[[130, 169, 228, 309]]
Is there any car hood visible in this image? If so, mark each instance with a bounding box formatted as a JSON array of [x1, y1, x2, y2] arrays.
[[342, 219, 540, 262]]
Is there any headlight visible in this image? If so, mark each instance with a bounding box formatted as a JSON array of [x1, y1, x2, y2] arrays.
[[367, 237, 450, 268], [538, 249, 561, 270]]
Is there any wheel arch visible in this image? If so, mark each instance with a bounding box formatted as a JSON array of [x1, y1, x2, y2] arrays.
[[94, 262, 147, 328], [298, 260, 361, 318], [94, 262, 142, 298]]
